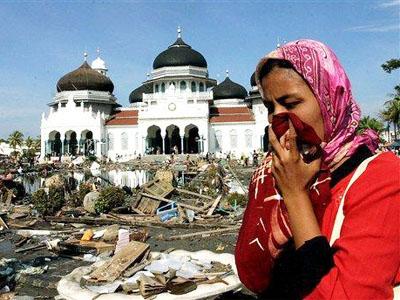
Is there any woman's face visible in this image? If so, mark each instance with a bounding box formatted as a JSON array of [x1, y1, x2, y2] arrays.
[[261, 67, 325, 141]]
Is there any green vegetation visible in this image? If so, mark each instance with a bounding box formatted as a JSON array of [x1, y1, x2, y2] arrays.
[[357, 116, 384, 134], [381, 58, 400, 74], [380, 58, 400, 140], [8, 131, 24, 157], [32, 187, 65, 215], [225, 192, 248, 207], [23, 136, 41, 160], [94, 186, 125, 214], [68, 183, 92, 207]]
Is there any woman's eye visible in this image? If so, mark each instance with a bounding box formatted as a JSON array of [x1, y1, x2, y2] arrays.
[[284, 101, 300, 109]]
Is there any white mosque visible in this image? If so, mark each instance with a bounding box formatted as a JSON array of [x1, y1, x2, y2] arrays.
[[40, 28, 269, 161]]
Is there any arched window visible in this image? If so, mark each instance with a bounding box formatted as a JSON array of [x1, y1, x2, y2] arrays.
[[191, 81, 196, 92], [199, 82, 204, 92], [108, 133, 114, 151], [215, 130, 222, 150], [230, 129, 237, 148], [155, 84, 159, 93], [180, 81, 186, 91], [161, 83, 165, 93], [245, 129, 253, 148], [121, 132, 128, 150]]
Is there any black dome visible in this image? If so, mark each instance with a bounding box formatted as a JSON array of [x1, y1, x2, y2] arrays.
[[57, 61, 114, 93], [153, 37, 207, 69], [129, 83, 153, 103], [250, 72, 256, 87], [213, 77, 248, 100]]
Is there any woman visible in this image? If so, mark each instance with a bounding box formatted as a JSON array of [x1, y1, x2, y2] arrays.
[[235, 39, 400, 299]]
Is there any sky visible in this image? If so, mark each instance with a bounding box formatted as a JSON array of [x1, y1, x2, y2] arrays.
[[0, 0, 399, 138]]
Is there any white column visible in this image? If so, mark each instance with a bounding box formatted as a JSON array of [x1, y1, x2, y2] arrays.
[[201, 134, 208, 154], [180, 135, 184, 154], [61, 140, 65, 155], [142, 136, 146, 154], [96, 139, 102, 157], [161, 133, 166, 154], [40, 138, 46, 159]]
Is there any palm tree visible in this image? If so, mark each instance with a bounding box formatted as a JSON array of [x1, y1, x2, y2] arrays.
[[25, 136, 34, 149], [357, 116, 384, 136], [8, 131, 24, 153], [23, 136, 40, 160], [381, 97, 400, 140]]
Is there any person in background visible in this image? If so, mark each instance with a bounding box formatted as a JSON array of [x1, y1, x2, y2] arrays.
[[252, 150, 259, 166]]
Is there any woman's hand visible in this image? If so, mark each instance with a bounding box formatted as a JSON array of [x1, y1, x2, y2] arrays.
[[269, 120, 323, 248], [269, 120, 321, 199]]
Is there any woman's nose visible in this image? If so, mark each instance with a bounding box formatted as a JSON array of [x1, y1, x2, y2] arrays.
[[272, 103, 288, 115]]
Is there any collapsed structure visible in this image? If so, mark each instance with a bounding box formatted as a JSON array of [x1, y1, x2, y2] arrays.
[[40, 28, 268, 161]]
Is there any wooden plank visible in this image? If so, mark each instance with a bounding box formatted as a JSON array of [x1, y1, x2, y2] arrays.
[[0, 216, 9, 229], [159, 227, 240, 241], [206, 195, 222, 216], [139, 192, 204, 212], [137, 197, 160, 215], [89, 241, 149, 283], [175, 188, 214, 201], [44, 215, 229, 229]]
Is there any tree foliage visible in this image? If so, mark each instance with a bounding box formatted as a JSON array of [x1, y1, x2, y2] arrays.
[[8, 131, 24, 151], [94, 186, 126, 214], [380, 97, 400, 140], [381, 58, 400, 73], [357, 116, 384, 134]]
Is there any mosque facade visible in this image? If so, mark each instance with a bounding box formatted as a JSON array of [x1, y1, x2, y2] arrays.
[[40, 29, 269, 161]]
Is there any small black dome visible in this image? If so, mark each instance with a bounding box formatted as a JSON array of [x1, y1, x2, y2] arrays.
[[153, 37, 207, 69], [213, 77, 248, 100], [129, 83, 153, 103], [57, 61, 114, 93], [250, 72, 256, 87]]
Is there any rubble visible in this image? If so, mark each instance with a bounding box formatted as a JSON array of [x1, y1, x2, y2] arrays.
[[0, 153, 257, 298]]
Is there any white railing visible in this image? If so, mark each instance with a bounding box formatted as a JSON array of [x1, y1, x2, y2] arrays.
[[53, 90, 117, 102], [142, 91, 212, 102], [151, 66, 208, 79]]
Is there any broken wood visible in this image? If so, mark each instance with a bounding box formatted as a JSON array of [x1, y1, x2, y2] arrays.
[[158, 226, 240, 241], [0, 216, 9, 229], [15, 243, 46, 253], [14, 236, 29, 247], [89, 241, 149, 283], [226, 163, 249, 193], [132, 208, 146, 215], [44, 215, 230, 229], [135, 179, 174, 214], [206, 195, 222, 216], [139, 192, 204, 212], [138, 274, 166, 298], [175, 188, 214, 201]]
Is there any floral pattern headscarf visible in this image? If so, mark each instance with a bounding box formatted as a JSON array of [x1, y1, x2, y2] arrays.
[[255, 39, 379, 168]]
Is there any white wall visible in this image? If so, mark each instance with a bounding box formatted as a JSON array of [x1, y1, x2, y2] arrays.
[[105, 126, 139, 161], [40, 91, 114, 159], [209, 122, 258, 157]]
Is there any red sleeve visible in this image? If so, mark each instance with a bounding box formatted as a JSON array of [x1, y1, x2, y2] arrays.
[[306, 153, 400, 300], [235, 159, 291, 293]]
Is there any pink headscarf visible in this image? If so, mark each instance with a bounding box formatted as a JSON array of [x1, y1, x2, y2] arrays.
[[255, 39, 378, 168]]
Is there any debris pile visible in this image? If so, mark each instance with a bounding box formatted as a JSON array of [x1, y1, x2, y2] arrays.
[[59, 241, 240, 299], [0, 154, 257, 298]]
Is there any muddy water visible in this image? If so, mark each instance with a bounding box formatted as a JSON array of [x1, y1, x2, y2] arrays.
[[16, 169, 153, 194]]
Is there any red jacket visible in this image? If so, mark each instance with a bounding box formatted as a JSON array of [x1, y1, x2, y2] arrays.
[[236, 152, 400, 299]]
